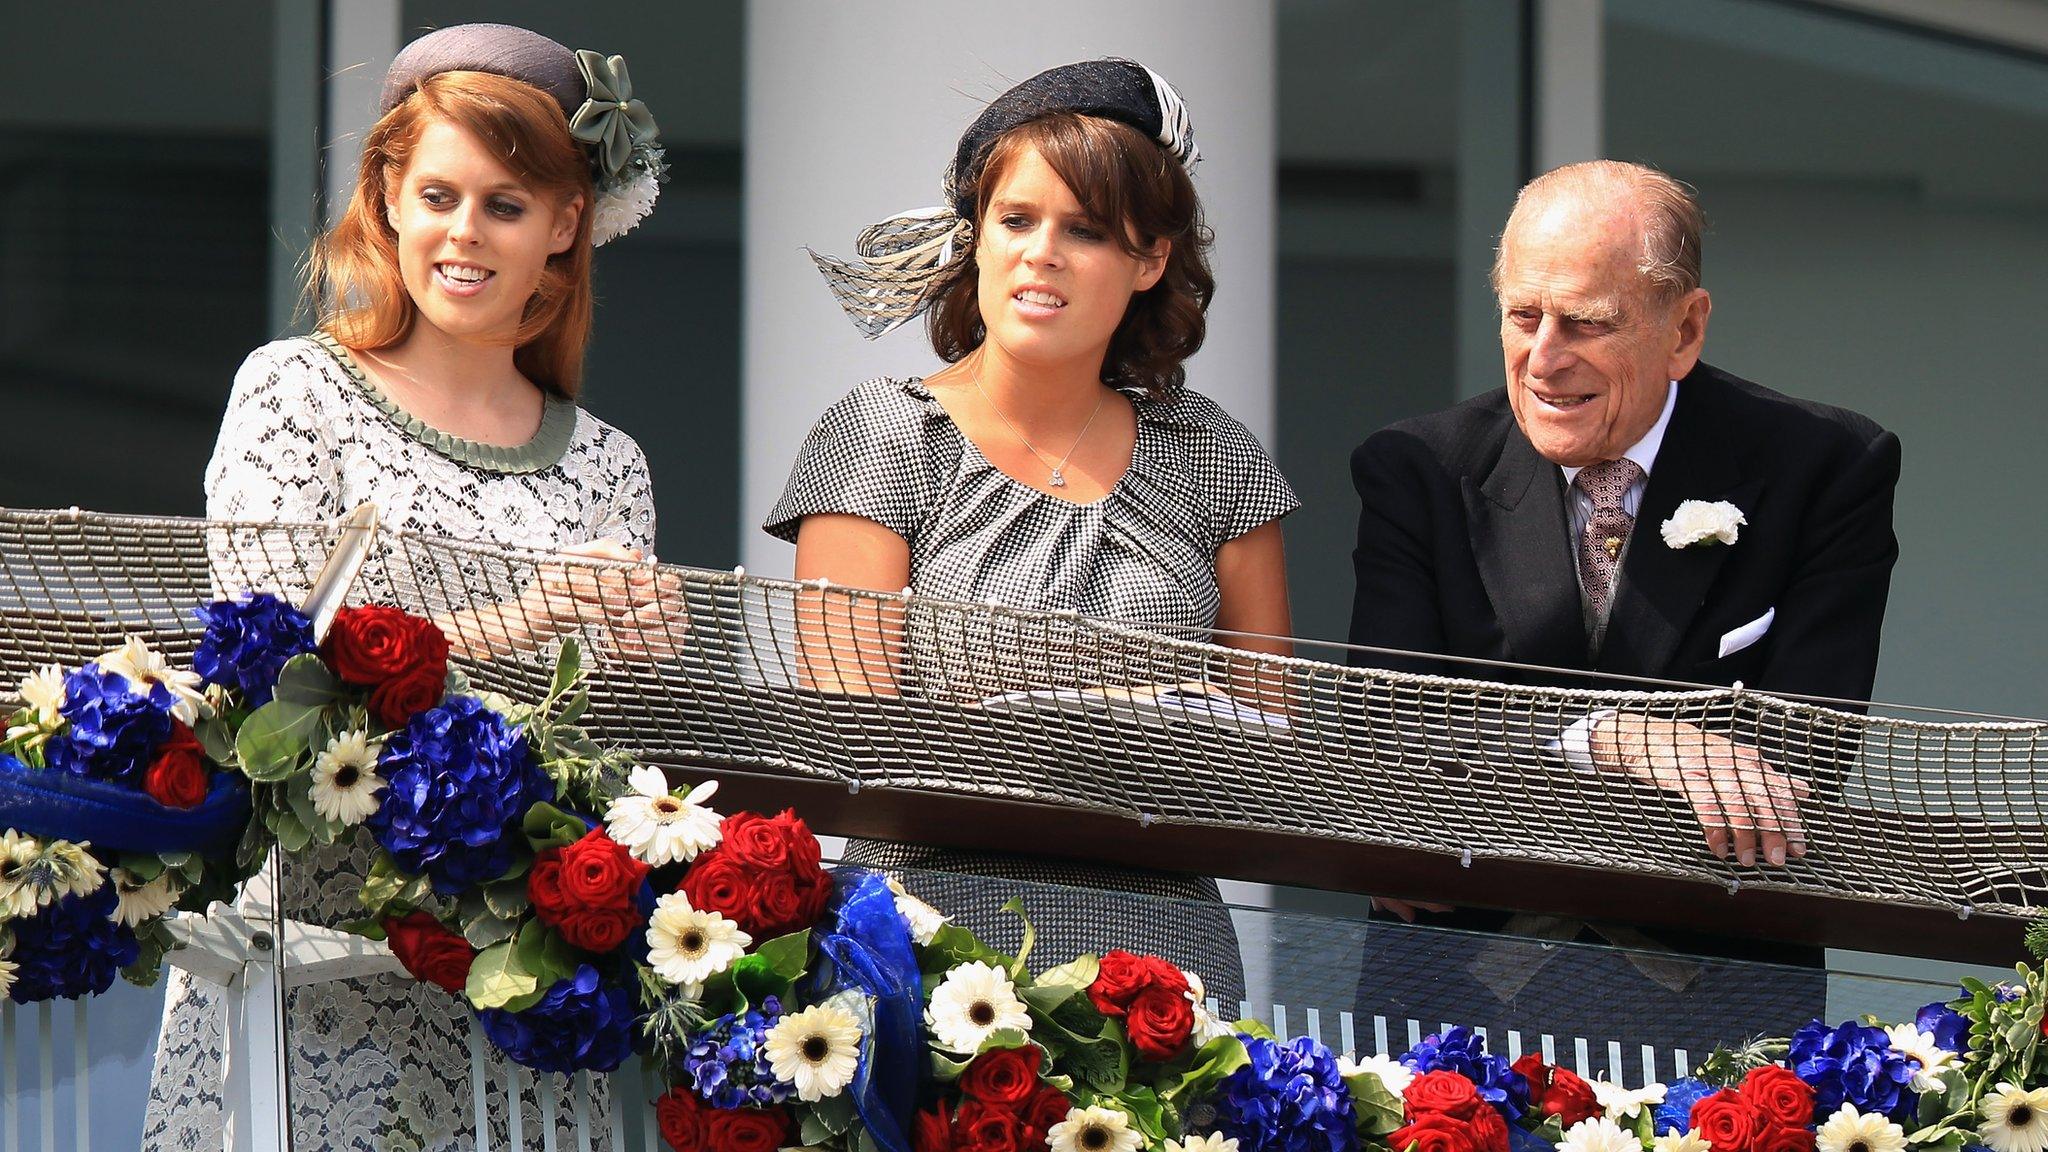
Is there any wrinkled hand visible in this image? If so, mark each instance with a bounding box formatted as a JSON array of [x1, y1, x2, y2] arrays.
[[526, 540, 688, 661], [1591, 713, 1810, 867]]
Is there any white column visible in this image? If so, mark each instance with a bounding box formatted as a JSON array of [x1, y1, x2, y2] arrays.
[[1535, 0, 1605, 171], [740, 0, 1280, 575]]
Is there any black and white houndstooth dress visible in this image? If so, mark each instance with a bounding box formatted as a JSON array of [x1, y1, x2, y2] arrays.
[[145, 335, 654, 1151], [767, 377, 1298, 1003]]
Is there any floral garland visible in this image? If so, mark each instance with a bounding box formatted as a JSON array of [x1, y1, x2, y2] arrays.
[[3, 595, 2046, 1152]]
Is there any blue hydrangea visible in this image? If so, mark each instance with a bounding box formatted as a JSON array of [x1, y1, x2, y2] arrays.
[[682, 996, 791, 1109], [477, 964, 638, 1074], [8, 885, 140, 1002], [192, 594, 315, 707], [44, 666, 176, 780], [1213, 1034, 1358, 1152], [1789, 1019, 1921, 1124], [1399, 1026, 1531, 1120], [366, 695, 552, 895], [1654, 1078, 1716, 1136], [1916, 1000, 1971, 1055]]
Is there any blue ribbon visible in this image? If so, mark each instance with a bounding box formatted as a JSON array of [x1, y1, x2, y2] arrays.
[[813, 868, 924, 1152], [0, 754, 250, 856]]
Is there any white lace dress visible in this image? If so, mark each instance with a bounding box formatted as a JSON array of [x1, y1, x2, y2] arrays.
[[143, 335, 656, 1151]]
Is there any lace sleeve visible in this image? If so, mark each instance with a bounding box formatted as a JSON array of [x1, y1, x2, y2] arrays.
[[594, 436, 658, 557], [204, 343, 345, 525]]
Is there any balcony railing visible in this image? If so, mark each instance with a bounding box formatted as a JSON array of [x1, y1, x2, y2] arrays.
[[0, 504, 2036, 1148]]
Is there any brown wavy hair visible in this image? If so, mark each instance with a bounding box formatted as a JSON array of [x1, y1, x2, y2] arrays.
[[927, 113, 1214, 398], [307, 71, 595, 398]]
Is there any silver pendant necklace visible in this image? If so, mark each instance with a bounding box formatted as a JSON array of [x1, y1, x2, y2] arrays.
[[973, 376, 1106, 488]]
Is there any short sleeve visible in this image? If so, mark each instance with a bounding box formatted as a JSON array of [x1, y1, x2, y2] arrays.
[[763, 381, 940, 545], [203, 342, 345, 524], [1177, 392, 1299, 544]]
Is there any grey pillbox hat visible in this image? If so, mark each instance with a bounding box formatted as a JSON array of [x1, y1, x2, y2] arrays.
[[378, 23, 583, 117]]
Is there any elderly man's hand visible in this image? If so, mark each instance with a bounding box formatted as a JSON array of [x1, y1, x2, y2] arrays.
[[1590, 713, 1810, 867]]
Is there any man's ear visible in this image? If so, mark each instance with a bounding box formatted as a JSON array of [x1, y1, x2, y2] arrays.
[[550, 194, 585, 255], [1666, 288, 1712, 379], [1134, 238, 1171, 292]]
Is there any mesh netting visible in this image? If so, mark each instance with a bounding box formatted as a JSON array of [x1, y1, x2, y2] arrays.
[[3, 505, 2044, 919]]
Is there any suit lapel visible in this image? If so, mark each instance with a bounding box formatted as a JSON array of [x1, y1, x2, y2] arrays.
[[1464, 428, 1587, 671], [1600, 377, 1760, 679]]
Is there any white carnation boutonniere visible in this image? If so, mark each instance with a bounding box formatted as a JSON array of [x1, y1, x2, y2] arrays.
[[1660, 499, 1746, 549]]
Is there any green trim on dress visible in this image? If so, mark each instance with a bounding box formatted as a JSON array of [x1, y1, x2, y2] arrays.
[[309, 331, 578, 475]]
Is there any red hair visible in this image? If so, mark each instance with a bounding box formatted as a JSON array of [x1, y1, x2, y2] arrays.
[[307, 70, 595, 398]]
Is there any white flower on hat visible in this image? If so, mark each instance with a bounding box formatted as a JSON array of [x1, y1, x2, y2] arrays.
[[592, 167, 660, 246], [1661, 500, 1746, 549]]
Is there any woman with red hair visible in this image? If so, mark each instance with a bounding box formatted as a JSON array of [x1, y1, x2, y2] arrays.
[[147, 24, 671, 1149]]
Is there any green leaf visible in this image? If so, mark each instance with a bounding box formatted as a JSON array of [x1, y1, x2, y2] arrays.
[[807, 1087, 860, 1136], [193, 714, 237, 763], [266, 808, 312, 853], [1165, 1035, 1252, 1117], [463, 911, 519, 950], [1020, 981, 1085, 1018], [555, 690, 590, 728], [466, 940, 539, 1011], [799, 1114, 836, 1147], [1109, 1088, 1166, 1143], [521, 802, 589, 852], [444, 666, 471, 697], [359, 854, 430, 919], [921, 923, 1014, 977], [484, 877, 532, 921], [274, 653, 346, 708], [930, 1048, 976, 1083], [1001, 896, 1036, 978], [1038, 955, 1099, 991], [732, 930, 813, 1006], [1235, 1018, 1279, 1042], [1343, 1062, 1404, 1136], [235, 699, 324, 782], [549, 638, 585, 703], [514, 919, 578, 990], [120, 854, 167, 883]]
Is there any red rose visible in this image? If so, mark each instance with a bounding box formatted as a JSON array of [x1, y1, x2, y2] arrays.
[[681, 838, 830, 940], [1512, 1056, 1601, 1127], [1389, 1113, 1481, 1152], [1406, 1070, 1486, 1121], [383, 911, 475, 994], [955, 1100, 1025, 1152], [1754, 1124, 1816, 1152], [657, 1088, 710, 1152], [1692, 1090, 1768, 1152], [913, 1102, 955, 1152], [325, 606, 447, 685], [1468, 1104, 1510, 1152], [772, 810, 823, 870], [1741, 1066, 1817, 1129], [721, 811, 794, 869], [1022, 1087, 1072, 1144], [1089, 950, 1151, 1017], [1126, 984, 1195, 1061], [558, 828, 651, 907], [960, 1045, 1043, 1107], [144, 722, 208, 809], [555, 905, 643, 953], [368, 665, 445, 730], [681, 852, 751, 920], [707, 1104, 792, 1152]]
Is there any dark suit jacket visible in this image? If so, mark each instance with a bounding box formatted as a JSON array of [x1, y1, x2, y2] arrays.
[[1347, 361, 1900, 700]]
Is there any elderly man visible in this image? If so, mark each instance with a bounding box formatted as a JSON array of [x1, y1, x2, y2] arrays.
[[1347, 160, 1900, 1048]]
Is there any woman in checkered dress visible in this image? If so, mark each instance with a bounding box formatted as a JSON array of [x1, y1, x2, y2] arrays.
[[767, 61, 1296, 1003]]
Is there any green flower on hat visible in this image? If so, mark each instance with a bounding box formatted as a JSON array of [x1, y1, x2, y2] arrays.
[[569, 50, 658, 181]]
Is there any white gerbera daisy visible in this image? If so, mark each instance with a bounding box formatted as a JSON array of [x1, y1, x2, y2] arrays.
[[1883, 1023, 1956, 1093], [1652, 1129, 1712, 1152], [1338, 1052, 1414, 1096], [98, 636, 208, 724], [0, 956, 15, 1000], [110, 867, 183, 927], [1558, 1116, 1643, 1152], [605, 767, 722, 866], [925, 961, 1032, 1054], [1184, 971, 1235, 1045], [1168, 1133, 1239, 1152], [17, 665, 65, 726], [1050, 1106, 1143, 1152], [0, 832, 38, 919], [885, 876, 947, 946], [1592, 1078, 1667, 1121], [1981, 1084, 2048, 1152], [646, 892, 750, 992], [310, 730, 385, 825], [1816, 1104, 1907, 1152], [765, 1003, 863, 1101]]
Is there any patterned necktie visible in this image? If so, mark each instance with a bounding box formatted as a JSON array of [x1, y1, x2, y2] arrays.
[[1573, 457, 1646, 631]]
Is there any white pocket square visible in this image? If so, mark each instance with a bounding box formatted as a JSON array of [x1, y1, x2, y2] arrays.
[[1718, 607, 1776, 658]]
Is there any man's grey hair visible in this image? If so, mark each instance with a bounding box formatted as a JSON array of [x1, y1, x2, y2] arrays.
[[1490, 160, 1706, 301]]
